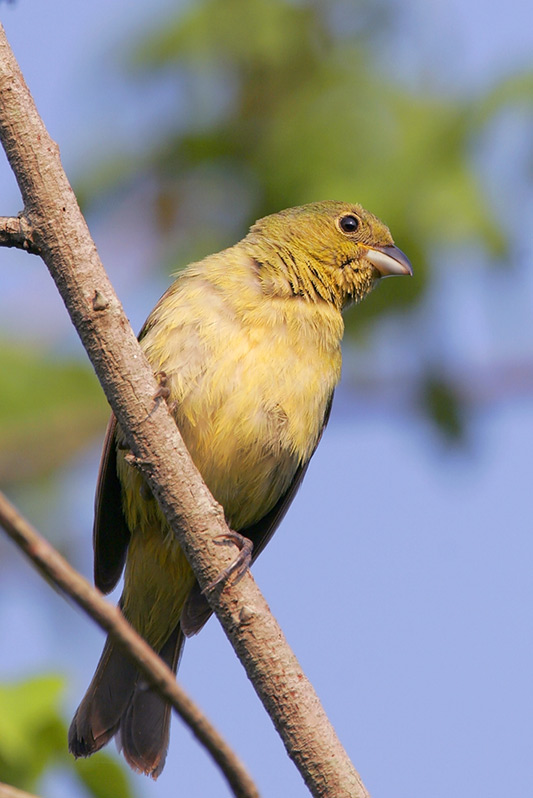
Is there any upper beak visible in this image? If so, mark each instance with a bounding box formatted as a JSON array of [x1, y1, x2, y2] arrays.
[[364, 244, 413, 278]]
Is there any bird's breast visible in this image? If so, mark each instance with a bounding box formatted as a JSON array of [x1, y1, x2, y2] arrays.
[[141, 271, 343, 530]]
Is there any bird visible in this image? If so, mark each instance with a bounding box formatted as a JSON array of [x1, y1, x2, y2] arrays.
[[68, 200, 412, 777]]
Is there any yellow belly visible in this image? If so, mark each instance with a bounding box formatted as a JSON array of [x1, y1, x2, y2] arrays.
[[118, 257, 343, 648]]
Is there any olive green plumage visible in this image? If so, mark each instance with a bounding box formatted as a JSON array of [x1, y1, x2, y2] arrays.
[[69, 201, 412, 776]]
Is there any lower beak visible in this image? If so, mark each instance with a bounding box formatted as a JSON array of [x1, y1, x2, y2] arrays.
[[364, 244, 413, 277]]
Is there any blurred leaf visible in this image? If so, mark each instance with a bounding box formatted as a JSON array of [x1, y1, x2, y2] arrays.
[[0, 676, 133, 796], [85, 0, 520, 307], [75, 755, 135, 798], [421, 375, 464, 442], [0, 676, 65, 789], [0, 342, 108, 483], [132, 0, 328, 71], [472, 69, 533, 126]]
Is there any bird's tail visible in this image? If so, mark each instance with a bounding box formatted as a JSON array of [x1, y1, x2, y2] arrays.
[[68, 623, 184, 778]]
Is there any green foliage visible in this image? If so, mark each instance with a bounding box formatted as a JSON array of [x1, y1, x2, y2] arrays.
[[0, 342, 107, 483], [107, 0, 518, 285], [75, 756, 134, 798], [0, 676, 134, 798], [422, 375, 464, 442], [0, 676, 65, 789]]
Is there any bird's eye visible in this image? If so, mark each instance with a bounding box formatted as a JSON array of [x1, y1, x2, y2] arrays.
[[338, 214, 360, 234]]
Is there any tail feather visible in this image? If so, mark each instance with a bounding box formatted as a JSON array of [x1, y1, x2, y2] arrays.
[[69, 625, 184, 778], [69, 638, 138, 756], [118, 625, 184, 778], [180, 581, 213, 636]]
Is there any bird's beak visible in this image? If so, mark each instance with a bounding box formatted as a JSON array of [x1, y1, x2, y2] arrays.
[[364, 244, 413, 278]]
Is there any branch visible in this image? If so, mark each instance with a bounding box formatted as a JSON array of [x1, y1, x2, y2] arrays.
[[0, 215, 40, 253], [0, 784, 39, 798], [0, 25, 369, 798], [0, 491, 258, 798]]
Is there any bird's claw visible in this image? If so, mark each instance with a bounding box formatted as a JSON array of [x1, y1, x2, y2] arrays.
[[150, 372, 178, 415], [153, 371, 171, 402], [202, 530, 253, 594]]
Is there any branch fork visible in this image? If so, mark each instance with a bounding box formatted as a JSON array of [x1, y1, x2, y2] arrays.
[[0, 214, 39, 253]]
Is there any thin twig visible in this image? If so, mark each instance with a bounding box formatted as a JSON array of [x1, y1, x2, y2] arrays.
[[0, 490, 260, 798], [0, 215, 40, 253]]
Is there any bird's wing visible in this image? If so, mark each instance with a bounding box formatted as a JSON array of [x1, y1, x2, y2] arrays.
[[242, 390, 334, 558], [93, 319, 157, 594], [180, 391, 335, 636], [93, 414, 131, 594]]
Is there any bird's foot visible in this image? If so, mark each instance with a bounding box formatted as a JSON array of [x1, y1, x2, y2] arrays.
[[202, 530, 253, 593], [152, 371, 177, 414], [153, 371, 171, 401]]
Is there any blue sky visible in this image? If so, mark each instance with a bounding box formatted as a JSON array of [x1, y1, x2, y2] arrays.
[[0, 2, 532, 797]]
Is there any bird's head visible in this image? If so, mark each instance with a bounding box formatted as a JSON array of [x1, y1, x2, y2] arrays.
[[247, 201, 412, 308]]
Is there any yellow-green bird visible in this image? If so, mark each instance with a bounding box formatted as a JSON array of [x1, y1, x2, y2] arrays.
[[69, 201, 412, 777]]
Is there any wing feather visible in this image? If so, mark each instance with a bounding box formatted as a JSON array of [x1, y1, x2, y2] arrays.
[[93, 415, 130, 594]]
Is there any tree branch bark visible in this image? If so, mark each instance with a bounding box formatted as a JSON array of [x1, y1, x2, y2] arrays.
[[0, 783, 40, 798], [0, 215, 40, 253], [0, 490, 259, 798], [0, 24, 369, 798]]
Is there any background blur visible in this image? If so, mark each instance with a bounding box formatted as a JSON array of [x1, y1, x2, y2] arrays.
[[0, 1, 532, 797]]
